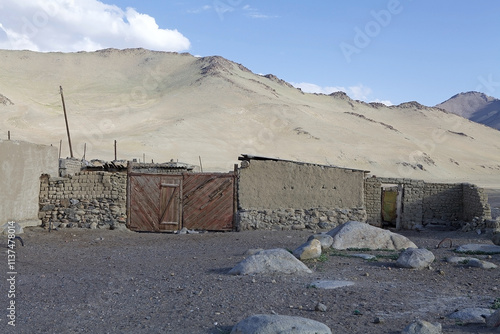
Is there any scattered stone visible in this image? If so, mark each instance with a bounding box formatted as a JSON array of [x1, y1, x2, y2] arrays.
[[486, 309, 500, 328], [315, 302, 327, 312], [466, 258, 498, 269], [228, 249, 312, 275], [177, 227, 189, 234], [309, 280, 354, 289], [293, 239, 322, 260], [448, 308, 494, 324], [446, 256, 473, 264], [308, 233, 334, 250], [0, 221, 24, 235], [396, 248, 435, 269], [401, 320, 442, 334], [230, 314, 332, 334], [352, 254, 376, 260], [373, 317, 385, 324], [455, 244, 500, 254], [327, 221, 417, 250], [90, 222, 97, 229]]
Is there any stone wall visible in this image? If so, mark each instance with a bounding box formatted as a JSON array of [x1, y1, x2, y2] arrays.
[[39, 171, 127, 229], [365, 177, 491, 230], [463, 184, 491, 222], [1, 140, 58, 227], [236, 159, 366, 230], [237, 207, 366, 231], [365, 177, 425, 229], [423, 183, 463, 223]]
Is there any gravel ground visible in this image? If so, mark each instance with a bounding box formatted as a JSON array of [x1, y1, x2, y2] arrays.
[[1, 226, 499, 334]]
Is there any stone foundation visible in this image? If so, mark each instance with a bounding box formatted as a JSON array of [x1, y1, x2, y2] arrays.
[[39, 171, 127, 229], [237, 207, 366, 231]]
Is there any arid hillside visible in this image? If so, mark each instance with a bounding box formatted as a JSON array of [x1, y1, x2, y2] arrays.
[[1, 48, 500, 187]]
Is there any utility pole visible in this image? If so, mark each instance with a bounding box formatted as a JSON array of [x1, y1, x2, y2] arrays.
[[60, 86, 73, 158]]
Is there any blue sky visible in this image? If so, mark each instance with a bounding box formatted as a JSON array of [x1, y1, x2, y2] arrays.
[[1, 0, 499, 105]]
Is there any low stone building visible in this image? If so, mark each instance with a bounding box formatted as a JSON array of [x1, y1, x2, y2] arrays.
[[365, 176, 491, 230], [236, 155, 368, 230]]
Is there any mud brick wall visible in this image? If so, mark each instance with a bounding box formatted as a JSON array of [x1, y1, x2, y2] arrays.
[[59, 158, 83, 177], [463, 184, 491, 222], [39, 171, 127, 229], [237, 159, 366, 230], [423, 183, 463, 222], [237, 207, 366, 231]]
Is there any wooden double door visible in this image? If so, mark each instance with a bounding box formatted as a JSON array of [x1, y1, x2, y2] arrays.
[[127, 173, 235, 232]]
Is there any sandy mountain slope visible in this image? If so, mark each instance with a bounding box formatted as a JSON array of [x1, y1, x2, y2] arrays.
[[0, 48, 499, 187], [436, 91, 500, 130]]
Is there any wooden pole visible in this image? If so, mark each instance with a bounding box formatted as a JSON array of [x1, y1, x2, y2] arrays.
[[143, 153, 145, 164], [114, 140, 117, 161], [60, 86, 73, 158], [58, 140, 62, 160], [199, 156, 203, 173], [8, 131, 10, 140], [83, 143, 87, 160]]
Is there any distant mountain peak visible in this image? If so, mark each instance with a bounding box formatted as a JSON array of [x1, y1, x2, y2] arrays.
[[436, 91, 500, 130]]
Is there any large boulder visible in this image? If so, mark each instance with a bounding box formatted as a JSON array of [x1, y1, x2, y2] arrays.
[[326, 221, 416, 250], [455, 244, 500, 254], [448, 308, 494, 324], [293, 239, 322, 260], [396, 248, 435, 269], [228, 249, 312, 275], [231, 314, 332, 334], [401, 320, 442, 334]]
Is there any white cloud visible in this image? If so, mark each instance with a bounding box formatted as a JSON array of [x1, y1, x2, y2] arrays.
[[242, 5, 278, 19], [291, 82, 346, 95], [187, 5, 211, 14], [291, 82, 392, 105], [0, 0, 190, 52]]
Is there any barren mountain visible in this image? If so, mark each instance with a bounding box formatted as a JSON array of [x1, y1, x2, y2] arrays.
[[1, 48, 500, 187], [436, 91, 500, 130]]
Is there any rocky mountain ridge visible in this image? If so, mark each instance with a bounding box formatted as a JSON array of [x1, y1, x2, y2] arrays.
[[0, 48, 499, 186]]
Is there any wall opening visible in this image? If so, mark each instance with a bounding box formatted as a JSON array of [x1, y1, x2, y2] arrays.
[[381, 184, 403, 229]]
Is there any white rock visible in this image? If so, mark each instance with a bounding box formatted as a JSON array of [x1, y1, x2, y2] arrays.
[[228, 249, 312, 275], [231, 314, 331, 334], [0, 221, 24, 235], [455, 244, 500, 254], [327, 221, 416, 250], [448, 308, 494, 324], [309, 280, 354, 289], [401, 319, 442, 334], [396, 248, 435, 270], [307, 233, 334, 250]]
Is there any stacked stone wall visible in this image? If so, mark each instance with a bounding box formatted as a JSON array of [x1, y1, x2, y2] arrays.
[[365, 176, 492, 230], [463, 184, 492, 224], [39, 171, 127, 229], [423, 183, 463, 223], [237, 207, 366, 231]]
